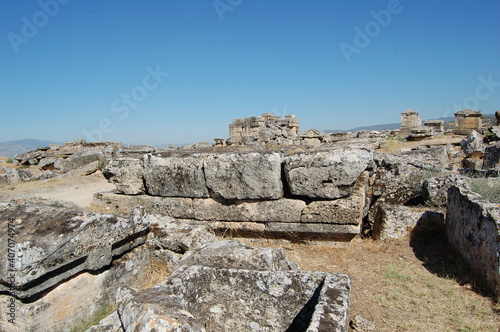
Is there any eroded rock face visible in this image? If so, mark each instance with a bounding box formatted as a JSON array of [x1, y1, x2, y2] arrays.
[[179, 240, 298, 271], [284, 148, 373, 199], [117, 266, 351, 332], [0, 203, 150, 299], [204, 152, 283, 200], [102, 158, 145, 195], [143, 154, 209, 198]]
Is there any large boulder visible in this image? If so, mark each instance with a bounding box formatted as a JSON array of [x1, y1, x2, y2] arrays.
[[204, 152, 283, 200], [143, 154, 209, 198], [102, 158, 145, 195], [0, 203, 150, 299], [284, 147, 373, 199], [116, 266, 351, 332]]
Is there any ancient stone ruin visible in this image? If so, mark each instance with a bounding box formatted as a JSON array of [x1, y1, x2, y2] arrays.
[[399, 109, 422, 137], [227, 113, 300, 146], [454, 109, 483, 135], [2, 109, 500, 331]]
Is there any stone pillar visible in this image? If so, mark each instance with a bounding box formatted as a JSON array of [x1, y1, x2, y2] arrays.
[[400, 110, 422, 137], [454, 109, 483, 135]]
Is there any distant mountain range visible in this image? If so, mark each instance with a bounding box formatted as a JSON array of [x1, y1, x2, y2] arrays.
[[0, 139, 62, 158]]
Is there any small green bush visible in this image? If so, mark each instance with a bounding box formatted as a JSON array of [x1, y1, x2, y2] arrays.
[[5, 158, 13, 164]]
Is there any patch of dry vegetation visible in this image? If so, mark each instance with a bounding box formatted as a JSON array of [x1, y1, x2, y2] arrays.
[[137, 255, 172, 290], [239, 234, 500, 331]]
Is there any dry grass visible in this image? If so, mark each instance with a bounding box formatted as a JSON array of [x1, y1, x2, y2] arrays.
[[379, 137, 406, 153], [238, 234, 500, 331], [137, 255, 172, 290]]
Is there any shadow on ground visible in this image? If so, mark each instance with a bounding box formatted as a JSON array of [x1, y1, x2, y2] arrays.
[[409, 211, 494, 300]]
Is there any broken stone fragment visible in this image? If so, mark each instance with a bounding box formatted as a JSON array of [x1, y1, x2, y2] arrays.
[[0, 203, 150, 299]]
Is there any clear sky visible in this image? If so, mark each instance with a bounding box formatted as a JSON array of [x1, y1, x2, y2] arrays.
[[1, 1, 499, 145]]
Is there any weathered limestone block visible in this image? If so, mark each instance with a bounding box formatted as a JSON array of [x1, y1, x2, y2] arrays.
[[37, 157, 58, 170], [301, 171, 368, 224], [179, 240, 298, 270], [460, 130, 485, 157], [0, 246, 150, 332], [117, 266, 351, 332], [102, 158, 145, 195], [116, 286, 205, 331], [0, 167, 31, 185], [143, 154, 209, 198], [204, 152, 283, 200], [55, 148, 106, 173], [423, 174, 471, 207], [92, 192, 194, 219], [483, 141, 500, 170], [192, 197, 305, 222], [265, 223, 360, 242], [284, 148, 373, 199], [147, 216, 216, 255], [372, 204, 423, 240], [0, 203, 149, 299], [446, 185, 500, 297]]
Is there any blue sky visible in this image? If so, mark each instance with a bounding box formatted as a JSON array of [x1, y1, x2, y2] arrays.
[[1, 1, 499, 145]]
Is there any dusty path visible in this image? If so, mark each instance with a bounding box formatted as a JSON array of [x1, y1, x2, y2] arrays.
[[0, 164, 115, 208]]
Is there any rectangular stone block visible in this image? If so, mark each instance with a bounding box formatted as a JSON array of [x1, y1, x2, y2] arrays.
[[93, 192, 194, 219], [204, 152, 283, 200], [143, 154, 209, 198], [193, 198, 305, 223], [446, 185, 500, 297], [284, 148, 373, 199], [301, 171, 368, 224], [265, 223, 360, 241]]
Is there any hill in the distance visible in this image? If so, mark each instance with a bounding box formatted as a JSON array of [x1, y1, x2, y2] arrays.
[[0, 139, 62, 158]]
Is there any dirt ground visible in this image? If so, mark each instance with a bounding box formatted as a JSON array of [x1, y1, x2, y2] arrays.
[[1, 158, 499, 331]]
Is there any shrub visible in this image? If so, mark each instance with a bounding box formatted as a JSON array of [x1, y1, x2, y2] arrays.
[[6, 158, 13, 164]]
